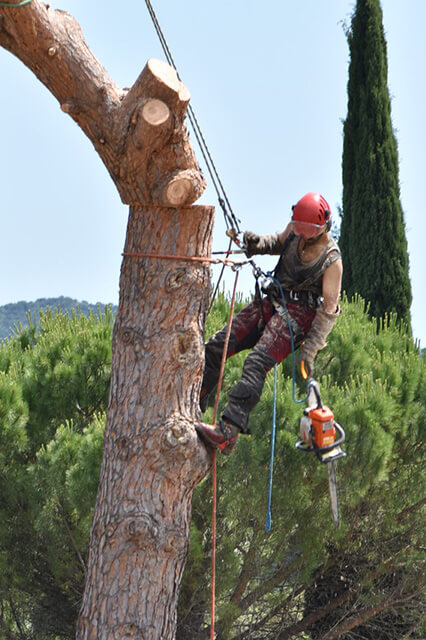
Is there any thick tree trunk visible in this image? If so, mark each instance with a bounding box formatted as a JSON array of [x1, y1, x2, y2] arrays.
[[77, 204, 213, 639], [0, 2, 213, 638]]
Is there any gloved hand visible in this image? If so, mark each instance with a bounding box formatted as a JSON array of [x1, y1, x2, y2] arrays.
[[300, 358, 313, 379], [243, 231, 282, 257], [299, 306, 340, 378], [243, 231, 260, 257]]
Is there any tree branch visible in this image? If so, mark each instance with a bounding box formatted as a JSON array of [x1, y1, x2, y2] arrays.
[[230, 525, 261, 607], [8, 596, 27, 640], [321, 597, 392, 640], [276, 589, 354, 640], [397, 495, 426, 521], [238, 555, 303, 613], [55, 496, 87, 574], [0, 1, 122, 136], [231, 563, 329, 640], [0, 1, 205, 206]]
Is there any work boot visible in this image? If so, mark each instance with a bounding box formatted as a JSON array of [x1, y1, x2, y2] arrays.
[[196, 420, 240, 455]]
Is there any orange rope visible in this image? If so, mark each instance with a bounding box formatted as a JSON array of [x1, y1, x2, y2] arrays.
[[123, 247, 241, 639], [122, 251, 248, 268], [210, 270, 239, 640]]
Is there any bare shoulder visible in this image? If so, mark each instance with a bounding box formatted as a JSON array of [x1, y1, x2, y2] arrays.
[[326, 256, 343, 277], [322, 257, 342, 311]]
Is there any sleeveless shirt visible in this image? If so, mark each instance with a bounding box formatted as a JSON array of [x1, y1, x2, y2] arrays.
[[273, 232, 341, 298]]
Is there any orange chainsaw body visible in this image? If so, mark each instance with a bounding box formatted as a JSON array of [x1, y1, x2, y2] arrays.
[[297, 379, 345, 463], [306, 405, 336, 449]]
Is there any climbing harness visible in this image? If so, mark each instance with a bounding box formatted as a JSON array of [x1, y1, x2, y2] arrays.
[[263, 273, 310, 404]]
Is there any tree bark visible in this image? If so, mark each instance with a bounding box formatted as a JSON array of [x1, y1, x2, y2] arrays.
[[321, 598, 393, 640], [77, 205, 213, 640], [0, 2, 213, 638]]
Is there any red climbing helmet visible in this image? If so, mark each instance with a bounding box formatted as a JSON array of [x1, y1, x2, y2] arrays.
[[291, 192, 331, 238]]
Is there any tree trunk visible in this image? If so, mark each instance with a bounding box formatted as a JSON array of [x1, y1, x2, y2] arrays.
[[77, 204, 213, 639], [0, 2, 213, 638]]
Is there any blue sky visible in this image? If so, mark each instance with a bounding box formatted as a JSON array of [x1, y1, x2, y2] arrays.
[[1, 1, 425, 347]]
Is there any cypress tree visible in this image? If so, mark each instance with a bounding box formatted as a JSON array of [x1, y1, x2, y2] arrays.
[[340, 0, 412, 328]]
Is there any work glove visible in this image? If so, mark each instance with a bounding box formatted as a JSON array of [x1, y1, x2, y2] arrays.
[[243, 231, 282, 257], [299, 306, 340, 377]]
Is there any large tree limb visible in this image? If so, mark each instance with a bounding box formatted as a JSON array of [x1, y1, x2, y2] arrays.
[[0, 1, 205, 206]]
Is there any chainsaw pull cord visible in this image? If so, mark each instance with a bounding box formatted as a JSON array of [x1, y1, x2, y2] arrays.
[[264, 274, 309, 532], [210, 268, 239, 640]]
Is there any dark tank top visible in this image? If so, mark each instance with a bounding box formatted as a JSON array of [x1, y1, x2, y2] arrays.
[[274, 232, 341, 298]]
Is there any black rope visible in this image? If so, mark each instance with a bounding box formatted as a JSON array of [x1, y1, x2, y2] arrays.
[[144, 0, 241, 235], [143, 0, 273, 315]]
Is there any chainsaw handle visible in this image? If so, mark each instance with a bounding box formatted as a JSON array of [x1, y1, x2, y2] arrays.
[[301, 360, 309, 380], [332, 421, 346, 448], [308, 379, 323, 409]]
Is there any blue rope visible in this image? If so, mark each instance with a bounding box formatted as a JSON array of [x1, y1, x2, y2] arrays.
[[266, 273, 309, 405], [265, 363, 278, 532], [264, 274, 309, 532]]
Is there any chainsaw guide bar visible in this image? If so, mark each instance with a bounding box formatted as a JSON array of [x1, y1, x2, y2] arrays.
[[295, 379, 346, 527]]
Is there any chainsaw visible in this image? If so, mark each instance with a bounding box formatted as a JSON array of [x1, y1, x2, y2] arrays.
[[295, 377, 346, 527]]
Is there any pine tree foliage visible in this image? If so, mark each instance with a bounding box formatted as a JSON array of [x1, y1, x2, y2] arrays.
[[0, 308, 114, 639], [177, 294, 425, 639], [0, 300, 424, 639], [340, 0, 412, 328]]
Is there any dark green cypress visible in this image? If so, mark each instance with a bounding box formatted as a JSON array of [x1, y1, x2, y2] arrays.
[[340, 0, 412, 329]]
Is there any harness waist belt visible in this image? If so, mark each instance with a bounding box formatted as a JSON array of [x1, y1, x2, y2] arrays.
[[262, 282, 322, 309]]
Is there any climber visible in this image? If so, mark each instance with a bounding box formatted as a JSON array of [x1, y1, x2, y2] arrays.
[[196, 192, 342, 454]]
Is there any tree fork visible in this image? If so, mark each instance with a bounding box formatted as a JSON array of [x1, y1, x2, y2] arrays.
[[0, 6, 205, 207]]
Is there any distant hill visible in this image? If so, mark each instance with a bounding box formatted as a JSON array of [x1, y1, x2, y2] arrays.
[[0, 297, 118, 341]]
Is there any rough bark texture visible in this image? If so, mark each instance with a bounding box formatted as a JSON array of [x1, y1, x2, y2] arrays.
[[77, 205, 213, 640], [0, 2, 212, 638]]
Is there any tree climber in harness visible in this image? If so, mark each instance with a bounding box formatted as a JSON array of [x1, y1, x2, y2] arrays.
[[196, 192, 343, 454]]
